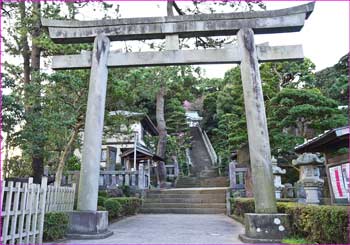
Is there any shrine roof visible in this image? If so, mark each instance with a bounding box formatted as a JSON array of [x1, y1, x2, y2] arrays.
[[294, 126, 349, 154]]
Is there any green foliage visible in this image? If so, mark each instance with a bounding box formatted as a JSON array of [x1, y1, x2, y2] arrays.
[[2, 1, 122, 179], [104, 198, 123, 219], [111, 197, 142, 216], [165, 98, 191, 173], [120, 185, 131, 197], [43, 212, 69, 242], [268, 88, 347, 154], [98, 196, 107, 207], [230, 198, 349, 244], [229, 198, 255, 217], [203, 67, 247, 167], [315, 53, 349, 105], [98, 190, 108, 198], [97, 205, 107, 211], [103, 197, 141, 219], [282, 237, 311, 244], [65, 155, 81, 171], [166, 98, 189, 135]]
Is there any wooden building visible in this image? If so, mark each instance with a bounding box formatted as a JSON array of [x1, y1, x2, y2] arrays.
[[295, 126, 349, 205]]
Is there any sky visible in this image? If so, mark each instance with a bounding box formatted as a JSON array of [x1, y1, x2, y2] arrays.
[[2, 1, 349, 79], [77, 0, 349, 78]]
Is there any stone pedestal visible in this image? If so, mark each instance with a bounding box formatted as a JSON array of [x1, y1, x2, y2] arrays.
[[275, 190, 282, 199], [239, 213, 290, 243], [66, 211, 113, 239], [304, 183, 320, 205]]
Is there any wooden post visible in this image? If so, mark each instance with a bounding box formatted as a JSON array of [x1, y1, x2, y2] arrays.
[[238, 28, 277, 213], [77, 34, 110, 211], [25, 178, 34, 243], [2, 181, 14, 243], [31, 182, 41, 243], [9, 182, 21, 244]]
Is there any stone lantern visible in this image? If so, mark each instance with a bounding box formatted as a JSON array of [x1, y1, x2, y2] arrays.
[[272, 156, 286, 199], [293, 153, 325, 204]]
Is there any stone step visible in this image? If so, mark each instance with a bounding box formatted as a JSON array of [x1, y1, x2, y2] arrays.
[[142, 203, 226, 209], [175, 181, 228, 186], [144, 197, 225, 203], [175, 178, 229, 188], [175, 184, 227, 188], [146, 188, 227, 195], [140, 207, 226, 214], [146, 193, 226, 200]]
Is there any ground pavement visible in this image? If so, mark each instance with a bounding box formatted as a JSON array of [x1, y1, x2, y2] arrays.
[[59, 214, 244, 244]]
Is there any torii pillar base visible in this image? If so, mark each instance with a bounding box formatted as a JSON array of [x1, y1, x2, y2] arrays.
[[239, 213, 290, 243], [66, 211, 113, 240]]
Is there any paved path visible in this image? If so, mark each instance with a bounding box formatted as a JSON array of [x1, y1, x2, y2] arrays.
[[62, 214, 244, 244]]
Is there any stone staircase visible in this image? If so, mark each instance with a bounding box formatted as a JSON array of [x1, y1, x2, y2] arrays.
[[189, 127, 212, 175], [175, 176, 228, 188], [141, 188, 227, 214], [175, 126, 229, 188]]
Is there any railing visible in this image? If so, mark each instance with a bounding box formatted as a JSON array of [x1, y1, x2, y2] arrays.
[[1, 177, 75, 245], [63, 166, 150, 190], [200, 128, 218, 165]]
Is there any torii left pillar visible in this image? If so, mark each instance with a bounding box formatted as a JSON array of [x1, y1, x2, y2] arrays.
[[66, 34, 113, 239]]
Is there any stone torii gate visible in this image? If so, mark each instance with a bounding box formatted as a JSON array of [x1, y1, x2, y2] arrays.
[[42, 2, 314, 241]]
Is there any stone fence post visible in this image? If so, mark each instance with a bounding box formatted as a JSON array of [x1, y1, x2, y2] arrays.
[[138, 164, 145, 189], [229, 161, 236, 189]]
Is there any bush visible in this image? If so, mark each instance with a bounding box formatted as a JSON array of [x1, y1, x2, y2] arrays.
[[230, 198, 254, 217], [43, 212, 69, 241], [98, 196, 107, 206], [280, 203, 348, 244], [98, 190, 108, 197], [103, 197, 142, 219], [121, 185, 131, 197], [230, 198, 349, 244], [104, 198, 123, 219], [97, 205, 106, 211], [113, 197, 142, 215]]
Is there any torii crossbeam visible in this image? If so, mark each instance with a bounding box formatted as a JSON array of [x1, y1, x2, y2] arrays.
[[42, 2, 314, 242]]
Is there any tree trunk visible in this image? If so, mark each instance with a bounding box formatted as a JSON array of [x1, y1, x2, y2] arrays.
[[30, 1, 43, 184], [156, 84, 167, 187], [55, 122, 83, 186], [153, 1, 175, 188]]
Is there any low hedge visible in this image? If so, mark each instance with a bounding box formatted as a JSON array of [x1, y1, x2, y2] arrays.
[[104, 197, 141, 219], [43, 212, 69, 241], [98, 196, 107, 206], [230, 198, 349, 244], [104, 198, 123, 219]]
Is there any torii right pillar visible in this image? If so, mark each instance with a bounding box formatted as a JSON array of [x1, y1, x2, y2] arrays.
[[238, 28, 290, 243]]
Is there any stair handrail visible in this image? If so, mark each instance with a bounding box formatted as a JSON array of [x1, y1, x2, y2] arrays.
[[198, 127, 218, 165]]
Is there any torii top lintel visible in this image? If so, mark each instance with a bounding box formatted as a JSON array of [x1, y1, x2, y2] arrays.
[[42, 2, 314, 44]]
